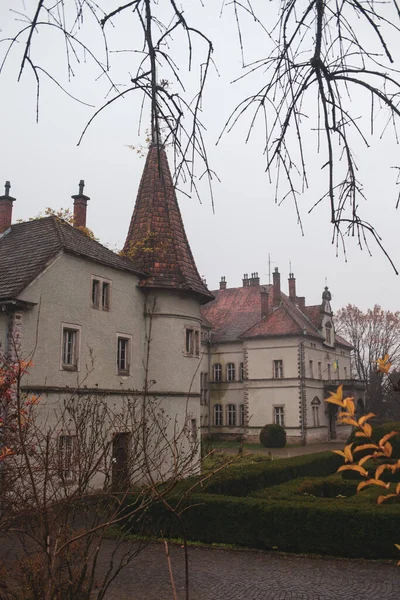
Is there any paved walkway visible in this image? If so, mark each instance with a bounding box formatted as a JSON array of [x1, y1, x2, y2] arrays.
[[101, 542, 400, 599]]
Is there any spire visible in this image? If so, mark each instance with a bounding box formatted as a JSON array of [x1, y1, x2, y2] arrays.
[[124, 145, 213, 302]]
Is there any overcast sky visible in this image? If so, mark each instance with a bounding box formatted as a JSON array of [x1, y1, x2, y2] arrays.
[[1, 1, 400, 313]]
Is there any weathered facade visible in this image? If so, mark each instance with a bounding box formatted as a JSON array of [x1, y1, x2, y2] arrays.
[[200, 271, 365, 444], [0, 145, 212, 487]]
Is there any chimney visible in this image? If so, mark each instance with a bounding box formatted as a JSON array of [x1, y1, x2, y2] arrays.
[[272, 267, 281, 307], [297, 296, 305, 310], [0, 181, 16, 234], [72, 180, 90, 228], [260, 287, 269, 319], [219, 276, 227, 290], [242, 273, 250, 287], [249, 272, 260, 286], [288, 272, 296, 302]]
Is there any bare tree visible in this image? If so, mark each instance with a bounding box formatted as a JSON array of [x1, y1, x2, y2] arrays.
[[2, 1, 400, 261], [336, 303, 400, 415], [0, 343, 202, 599]]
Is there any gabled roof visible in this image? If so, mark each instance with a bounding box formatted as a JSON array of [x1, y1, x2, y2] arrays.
[[241, 295, 323, 340], [124, 145, 212, 303], [303, 304, 323, 329], [335, 333, 353, 349], [0, 217, 144, 301], [201, 283, 349, 343], [201, 285, 273, 343]]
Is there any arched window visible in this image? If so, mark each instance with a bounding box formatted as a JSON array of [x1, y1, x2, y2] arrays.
[[213, 363, 222, 382], [239, 404, 245, 426], [214, 404, 223, 426], [227, 363, 235, 381], [227, 404, 236, 426], [311, 397, 321, 427], [239, 362, 244, 381]]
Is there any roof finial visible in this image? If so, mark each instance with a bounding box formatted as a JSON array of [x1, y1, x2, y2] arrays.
[[79, 180, 85, 196], [5, 181, 10, 197]]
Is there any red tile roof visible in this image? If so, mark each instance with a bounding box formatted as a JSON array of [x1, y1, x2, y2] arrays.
[[241, 295, 323, 340], [124, 145, 213, 302], [303, 305, 323, 328], [201, 285, 271, 342], [201, 284, 348, 343]]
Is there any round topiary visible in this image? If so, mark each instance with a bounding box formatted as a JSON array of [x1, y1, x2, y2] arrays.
[[259, 423, 287, 448]]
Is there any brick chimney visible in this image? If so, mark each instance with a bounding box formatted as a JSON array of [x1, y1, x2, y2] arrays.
[[242, 273, 250, 287], [219, 276, 227, 290], [71, 180, 90, 228], [0, 181, 16, 234], [288, 272, 296, 302], [272, 267, 281, 307], [249, 272, 260, 286], [260, 287, 269, 318], [297, 296, 305, 310]]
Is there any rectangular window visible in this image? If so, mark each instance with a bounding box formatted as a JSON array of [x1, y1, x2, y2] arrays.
[[273, 360, 283, 378], [214, 404, 223, 426], [344, 366, 347, 379], [239, 404, 245, 426], [227, 404, 236, 426], [185, 328, 199, 357], [62, 327, 79, 370], [273, 406, 285, 427], [318, 362, 322, 379], [117, 337, 130, 374], [239, 362, 244, 381], [327, 363, 331, 379], [92, 279, 100, 308], [227, 363, 235, 382], [309, 360, 314, 379], [58, 434, 76, 481], [91, 276, 111, 310]]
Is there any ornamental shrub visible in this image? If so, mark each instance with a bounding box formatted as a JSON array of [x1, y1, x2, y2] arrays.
[[259, 423, 286, 448], [347, 421, 400, 459]]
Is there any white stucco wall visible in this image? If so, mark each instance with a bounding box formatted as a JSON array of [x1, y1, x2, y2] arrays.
[[17, 252, 146, 391]]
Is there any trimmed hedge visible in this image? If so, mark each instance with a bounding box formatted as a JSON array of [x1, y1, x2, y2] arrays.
[[123, 491, 400, 559], [249, 476, 358, 501], [202, 452, 343, 496]]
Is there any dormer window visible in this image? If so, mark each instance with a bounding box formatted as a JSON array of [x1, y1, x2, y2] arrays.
[[325, 322, 332, 345]]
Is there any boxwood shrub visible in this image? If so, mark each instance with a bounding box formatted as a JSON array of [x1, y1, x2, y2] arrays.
[[202, 451, 343, 496], [122, 490, 400, 559]]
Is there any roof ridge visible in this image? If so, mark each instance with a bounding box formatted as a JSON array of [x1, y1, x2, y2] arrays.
[[281, 296, 320, 334]]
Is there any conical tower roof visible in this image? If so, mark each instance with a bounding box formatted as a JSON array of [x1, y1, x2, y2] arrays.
[[124, 144, 213, 302]]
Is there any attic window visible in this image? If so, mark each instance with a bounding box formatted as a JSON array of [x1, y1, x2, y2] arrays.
[[92, 276, 111, 311]]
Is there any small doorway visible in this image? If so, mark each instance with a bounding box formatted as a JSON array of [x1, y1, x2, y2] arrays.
[[112, 432, 131, 491]]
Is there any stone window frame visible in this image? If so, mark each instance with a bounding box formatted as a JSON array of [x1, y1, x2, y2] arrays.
[[213, 404, 223, 426], [227, 403, 236, 426], [91, 275, 112, 311], [213, 363, 222, 382], [273, 405, 285, 427], [184, 327, 200, 357], [273, 359, 284, 378], [116, 333, 132, 376], [60, 323, 81, 371], [226, 362, 235, 382]]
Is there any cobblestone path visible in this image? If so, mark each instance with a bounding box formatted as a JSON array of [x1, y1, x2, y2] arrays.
[[101, 542, 399, 600]]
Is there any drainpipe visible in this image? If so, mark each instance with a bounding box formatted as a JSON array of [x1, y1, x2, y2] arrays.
[[299, 339, 307, 446]]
